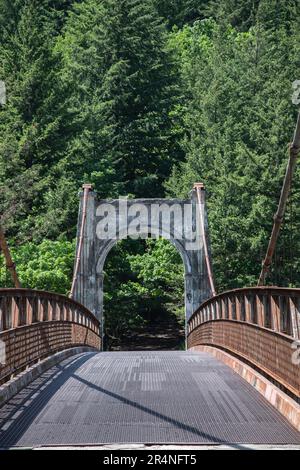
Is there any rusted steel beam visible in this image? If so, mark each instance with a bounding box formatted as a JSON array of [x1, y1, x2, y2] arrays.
[[0, 225, 21, 288], [258, 111, 300, 286]]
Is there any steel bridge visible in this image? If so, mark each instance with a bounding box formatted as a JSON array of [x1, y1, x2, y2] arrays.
[[0, 177, 300, 447], [0, 267, 299, 446]]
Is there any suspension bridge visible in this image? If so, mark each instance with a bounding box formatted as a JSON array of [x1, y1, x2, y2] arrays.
[[0, 116, 300, 448]]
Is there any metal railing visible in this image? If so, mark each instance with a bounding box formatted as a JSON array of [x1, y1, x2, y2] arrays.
[[0, 289, 100, 383], [188, 287, 300, 398]]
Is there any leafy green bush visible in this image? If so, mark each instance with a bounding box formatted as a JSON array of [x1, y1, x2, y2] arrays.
[[104, 238, 185, 338], [0, 239, 75, 294]]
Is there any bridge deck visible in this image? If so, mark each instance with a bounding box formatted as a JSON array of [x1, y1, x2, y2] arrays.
[[0, 351, 299, 448]]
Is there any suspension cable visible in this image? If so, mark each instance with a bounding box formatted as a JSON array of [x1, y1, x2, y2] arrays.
[[69, 184, 92, 299], [194, 183, 217, 297], [0, 224, 21, 288], [258, 111, 300, 286]]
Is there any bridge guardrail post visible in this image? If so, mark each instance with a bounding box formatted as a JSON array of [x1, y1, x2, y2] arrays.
[[228, 296, 233, 320], [12, 296, 19, 329], [47, 299, 53, 322], [26, 297, 33, 325], [289, 297, 300, 340], [270, 295, 280, 332], [245, 294, 251, 323], [235, 295, 241, 321], [256, 294, 264, 327], [0, 297, 3, 331]]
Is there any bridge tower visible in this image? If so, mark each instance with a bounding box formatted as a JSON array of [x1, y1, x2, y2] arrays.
[[71, 185, 214, 326]]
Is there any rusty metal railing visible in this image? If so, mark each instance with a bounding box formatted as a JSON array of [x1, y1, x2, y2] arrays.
[[187, 287, 300, 398], [0, 289, 100, 383]]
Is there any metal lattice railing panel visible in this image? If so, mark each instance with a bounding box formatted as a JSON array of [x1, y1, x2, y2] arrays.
[[0, 289, 101, 384], [188, 287, 300, 398]]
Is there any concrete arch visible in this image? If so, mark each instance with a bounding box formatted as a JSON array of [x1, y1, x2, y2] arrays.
[[73, 190, 212, 329], [96, 226, 192, 274]]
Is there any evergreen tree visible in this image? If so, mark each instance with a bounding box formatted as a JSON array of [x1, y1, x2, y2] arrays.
[[60, 0, 181, 199], [207, 0, 260, 31], [0, 0, 76, 240], [1, 0, 300, 330], [256, 0, 300, 32], [167, 9, 300, 290], [153, 0, 210, 28]]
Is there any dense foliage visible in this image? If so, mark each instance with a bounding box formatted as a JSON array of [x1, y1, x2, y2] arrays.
[[1, 0, 300, 337], [0, 238, 75, 293], [104, 238, 184, 339]]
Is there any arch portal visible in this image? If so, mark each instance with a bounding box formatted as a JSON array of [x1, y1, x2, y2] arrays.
[[73, 187, 213, 330]]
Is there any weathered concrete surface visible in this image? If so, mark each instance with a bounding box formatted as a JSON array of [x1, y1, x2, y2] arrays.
[[0, 351, 299, 448], [73, 188, 213, 323]]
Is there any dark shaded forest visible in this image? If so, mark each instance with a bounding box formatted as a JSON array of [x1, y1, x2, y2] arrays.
[[1, 0, 300, 343]]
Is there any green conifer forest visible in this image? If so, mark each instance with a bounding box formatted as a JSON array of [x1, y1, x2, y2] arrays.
[[1, 0, 300, 347]]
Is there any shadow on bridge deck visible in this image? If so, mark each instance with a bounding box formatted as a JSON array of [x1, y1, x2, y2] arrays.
[[0, 351, 299, 448]]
